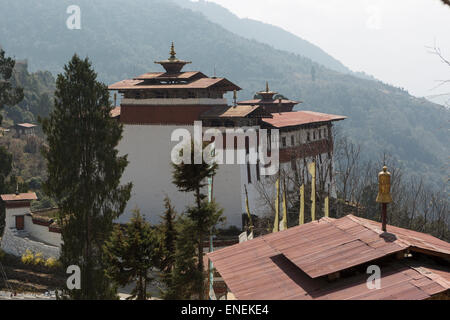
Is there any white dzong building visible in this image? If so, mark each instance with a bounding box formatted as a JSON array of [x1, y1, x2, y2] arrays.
[[109, 44, 346, 228]]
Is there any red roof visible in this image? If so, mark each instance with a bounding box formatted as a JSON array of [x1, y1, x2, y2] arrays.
[[1, 193, 38, 202], [262, 111, 346, 128], [134, 71, 206, 80], [208, 215, 450, 300], [238, 98, 300, 105], [109, 77, 241, 91]]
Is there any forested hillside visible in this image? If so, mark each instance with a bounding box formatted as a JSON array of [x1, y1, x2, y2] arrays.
[[0, 0, 448, 186], [1, 61, 54, 127]]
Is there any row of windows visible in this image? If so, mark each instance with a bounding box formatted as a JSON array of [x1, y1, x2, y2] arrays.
[[281, 128, 328, 148], [130, 91, 223, 99]]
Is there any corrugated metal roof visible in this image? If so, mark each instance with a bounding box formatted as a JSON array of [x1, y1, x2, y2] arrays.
[[351, 215, 450, 257], [1, 193, 38, 201], [208, 215, 450, 300], [262, 111, 347, 128]]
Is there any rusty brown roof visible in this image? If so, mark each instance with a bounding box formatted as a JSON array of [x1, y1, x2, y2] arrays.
[[351, 216, 450, 257], [238, 98, 300, 105], [200, 105, 260, 119], [134, 71, 206, 80], [262, 111, 346, 128], [109, 77, 241, 91], [208, 215, 450, 300], [1, 193, 38, 202]]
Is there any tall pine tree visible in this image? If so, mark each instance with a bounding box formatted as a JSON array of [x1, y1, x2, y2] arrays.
[[159, 197, 177, 275], [41, 54, 132, 299], [0, 49, 24, 125], [171, 141, 223, 299], [0, 49, 23, 235], [163, 215, 201, 300]]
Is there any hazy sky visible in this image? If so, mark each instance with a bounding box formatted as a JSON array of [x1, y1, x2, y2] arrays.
[[206, 0, 450, 98]]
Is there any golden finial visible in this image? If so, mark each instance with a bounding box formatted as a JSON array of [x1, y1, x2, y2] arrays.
[[15, 183, 19, 195], [266, 81, 269, 93], [170, 42, 176, 60], [233, 90, 237, 107], [376, 165, 392, 232], [376, 166, 392, 204]]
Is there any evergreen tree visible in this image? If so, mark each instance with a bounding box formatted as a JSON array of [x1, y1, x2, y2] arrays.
[[171, 141, 222, 299], [104, 209, 158, 300], [0, 147, 12, 235], [163, 216, 201, 300], [41, 54, 132, 299], [0, 49, 24, 125], [0, 49, 23, 235], [158, 197, 177, 284]]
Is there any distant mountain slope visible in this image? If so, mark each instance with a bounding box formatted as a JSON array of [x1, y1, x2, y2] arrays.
[[172, 0, 352, 75], [0, 0, 448, 186]]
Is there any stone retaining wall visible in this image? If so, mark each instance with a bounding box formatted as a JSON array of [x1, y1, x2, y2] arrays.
[[1, 228, 60, 259]]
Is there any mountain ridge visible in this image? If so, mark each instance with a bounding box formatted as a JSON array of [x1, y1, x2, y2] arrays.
[[0, 0, 447, 187]]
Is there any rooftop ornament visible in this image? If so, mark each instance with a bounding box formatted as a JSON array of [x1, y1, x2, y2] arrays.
[[376, 165, 393, 232], [257, 81, 278, 101], [154, 42, 192, 74]]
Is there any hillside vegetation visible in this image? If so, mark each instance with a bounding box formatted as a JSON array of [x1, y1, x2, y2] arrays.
[[0, 0, 448, 186]]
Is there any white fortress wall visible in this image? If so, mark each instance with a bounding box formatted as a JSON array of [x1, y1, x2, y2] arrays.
[[118, 124, 244, 227]]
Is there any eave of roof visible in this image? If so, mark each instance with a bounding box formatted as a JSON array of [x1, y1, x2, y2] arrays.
[[1, 192, 38, 202], [109, 76, 241, 91], [262, 111, 347, 128], [238, 98, 300, 105], [133, 71, 206, 80], [200, 105, 266, 119]]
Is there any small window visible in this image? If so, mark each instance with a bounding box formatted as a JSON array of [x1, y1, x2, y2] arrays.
[[282, 137, 287, 147], [307, 132, 311, 142], [291, 136, 295, 146], [313, 131, 316, 140], [319, 130, 322, 139]]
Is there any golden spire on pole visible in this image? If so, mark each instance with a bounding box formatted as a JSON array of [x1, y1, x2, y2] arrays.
[[266, 81, 269, 93], [376, 165, 392, 232]]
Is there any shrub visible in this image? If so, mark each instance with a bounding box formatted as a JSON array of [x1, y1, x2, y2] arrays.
[[21, 249, 35, 265], [34, 252, 44, 265], [44, 257, 61, 269]]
